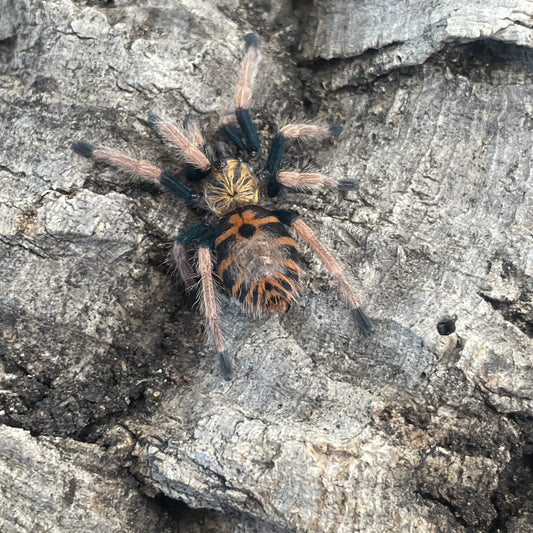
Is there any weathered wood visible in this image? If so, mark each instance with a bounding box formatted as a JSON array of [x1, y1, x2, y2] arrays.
[[0, 424, 178, 532], [1, 0, 532, 531]]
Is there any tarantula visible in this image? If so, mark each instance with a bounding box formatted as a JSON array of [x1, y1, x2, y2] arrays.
[[73, 34, 372, 379]]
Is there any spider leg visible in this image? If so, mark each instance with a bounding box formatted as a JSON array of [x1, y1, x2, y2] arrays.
[[234, 33, 260, 152], [173, 223, 210, 303], [72, 141, 193, 201], [170, 113, 210, 182], [277, 171, 355, 191], [147, 114, 211, 171], [265, 123, 345, 197], [173, 240, 195, 293], [290, 216, 373, 334], [197, 245, 232, 379], [183, 113, 206, 150], [219, 115, 246, 151]]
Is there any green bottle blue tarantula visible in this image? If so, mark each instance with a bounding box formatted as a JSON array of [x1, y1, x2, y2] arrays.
[[73, 34, 372, 379]]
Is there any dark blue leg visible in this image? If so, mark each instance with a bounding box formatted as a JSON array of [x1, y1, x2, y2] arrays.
[[173, 224, 211, 307], [185, 165, 211, 182], [290, 217, 373, 335], [270, 208, 298, 226], [233, 33, 261, 154], [72, 141, 194, 203], [235, 109, 260, 153], [263, 123, 344, 197], [175, 223, 210, 246], [264, 133, 287, 197], [219, 123, 245, 151], [197, 245, 232, 380], [159, 171, 194, 201]]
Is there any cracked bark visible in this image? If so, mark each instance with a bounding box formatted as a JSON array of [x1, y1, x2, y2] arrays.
[[1, 0, 532, 532]]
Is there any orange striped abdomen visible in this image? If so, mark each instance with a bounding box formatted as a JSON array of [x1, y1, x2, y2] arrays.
[[214, 206, 301, 313]]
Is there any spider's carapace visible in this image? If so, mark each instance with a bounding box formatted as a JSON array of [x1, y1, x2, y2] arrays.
[[204, 158, 260, 216], [72, 33, 372, 379]]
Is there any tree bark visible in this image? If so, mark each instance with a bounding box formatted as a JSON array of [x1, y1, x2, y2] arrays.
[[1, 0, 532, 531]]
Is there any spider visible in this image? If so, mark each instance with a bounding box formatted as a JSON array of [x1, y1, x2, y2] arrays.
[[73, 34, 372, 379]]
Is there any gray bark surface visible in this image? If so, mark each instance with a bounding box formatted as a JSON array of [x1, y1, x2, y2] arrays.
[[1, 0, 532, 532], [0, 424, 177, 532]]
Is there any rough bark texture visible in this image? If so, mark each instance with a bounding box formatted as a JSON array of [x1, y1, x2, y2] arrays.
[[0, 424, 179, 532], [1, 0, 532, 532]]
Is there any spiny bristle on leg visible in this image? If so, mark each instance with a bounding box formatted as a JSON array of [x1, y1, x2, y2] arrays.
[[220, 123, 246, 150]]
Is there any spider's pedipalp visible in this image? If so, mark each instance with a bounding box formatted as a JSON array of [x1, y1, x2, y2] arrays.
[[221, 123, 246, 150], [183, 113, 206, 149], [148, 114, 211, 171], [198, 245, 230, 378], [219, 115, 246, 151], [291, 217, 372, 335], [236, 110, 259, 153], [157, 171, 194, 200]]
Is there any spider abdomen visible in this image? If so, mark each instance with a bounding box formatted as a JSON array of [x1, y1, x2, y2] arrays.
[[214, 206, 301, 313]]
